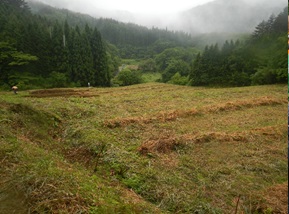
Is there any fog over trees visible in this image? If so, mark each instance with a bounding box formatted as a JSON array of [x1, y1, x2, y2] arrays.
[[0, 0, 287, 89], [27, 0, 286, 34]]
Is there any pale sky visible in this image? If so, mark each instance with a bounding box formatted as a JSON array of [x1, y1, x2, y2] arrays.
[[34, 0, 284, 30], [37, 0, 215, 15]]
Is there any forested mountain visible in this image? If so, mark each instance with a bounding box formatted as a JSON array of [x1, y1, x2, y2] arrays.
[[0, 0, 111, 88], [0, 0, 286, 90], [189, 7, 288, 86], [27, 0, 194, 59]]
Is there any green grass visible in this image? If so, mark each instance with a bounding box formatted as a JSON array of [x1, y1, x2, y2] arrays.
[[141, 72, 162, 83], [0, 83, 287, 213]]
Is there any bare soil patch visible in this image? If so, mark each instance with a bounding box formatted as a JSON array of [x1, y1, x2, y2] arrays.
[[27, 89, 99, 98]]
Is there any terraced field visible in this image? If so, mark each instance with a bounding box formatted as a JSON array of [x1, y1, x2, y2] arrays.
[[0, 83, 287, 213]]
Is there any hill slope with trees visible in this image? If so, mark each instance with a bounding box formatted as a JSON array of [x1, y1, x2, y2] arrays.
[[0, 0, 287, 89], [27, 0, 194, 59], [0, 0, 111, 88], [188, 7, 288, 86]]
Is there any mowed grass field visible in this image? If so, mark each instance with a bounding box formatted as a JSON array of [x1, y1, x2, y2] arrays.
[[0, 83, 287, 213]]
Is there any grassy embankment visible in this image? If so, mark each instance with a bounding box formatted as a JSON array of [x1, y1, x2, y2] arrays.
[[0, 83, 287, 213]]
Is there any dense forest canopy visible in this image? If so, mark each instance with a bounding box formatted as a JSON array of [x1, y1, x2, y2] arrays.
[[189, 7, 288, 86], [0, 0, 111, 88], [27, 0, 195, 58], [0, 0, 287, 89]]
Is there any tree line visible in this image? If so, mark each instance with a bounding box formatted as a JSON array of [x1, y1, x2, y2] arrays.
[[114, 7, 288, 87], [188, 7, 287, 86], [28, 0, 194, 59], [1, 1, 286, 89], [0, 0, 112, 88]]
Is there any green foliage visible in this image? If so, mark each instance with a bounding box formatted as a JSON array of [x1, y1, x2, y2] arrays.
[[150, 39, 177, 54], [0, 42, 38, 85], [155, 47, 198, 71], [162, 60, 190, 83], [155, 47, 198, 84], [6, 73, 45, 90], [168, 72, 189, 85], [190, 7, 287, 87], [105, 42, 121, 75], [230, 71, 251, 86], [1, 0, 30, 13], [141, 72, 162, 83], [0, 3, 111, 88], [0, 41, 38, 66], [114, 68, 143, 86], [28, 1, 194, 59], [122, 175, 145, 193], [1, 0, 286, 90], [138, 58, 157, 72], [47, 71, 68, 88], [251, 68, 287, 85]]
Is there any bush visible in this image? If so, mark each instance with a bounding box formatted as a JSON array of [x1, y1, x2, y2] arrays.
[[161, 60, 190, 83], [251, 67, 288, 86], [47, 71, 68, 88], [138, 58, 157, 72], [229, 71, 251, 86], [168, 72, 189, 85], [114, 68, 143, 86]]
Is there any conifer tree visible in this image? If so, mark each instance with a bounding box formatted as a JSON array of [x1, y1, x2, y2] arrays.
[[90, 28, 110, 86]]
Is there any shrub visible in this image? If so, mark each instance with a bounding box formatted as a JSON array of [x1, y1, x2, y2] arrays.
[[47, 71, 68, 88], [250, 68, 285, 85], [115, 68, 143, 86], [168, 72, 189, 85]]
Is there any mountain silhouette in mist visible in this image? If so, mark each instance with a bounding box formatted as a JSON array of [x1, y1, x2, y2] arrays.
[[28, 0, 286, 35], [173, 0, 286, 34]]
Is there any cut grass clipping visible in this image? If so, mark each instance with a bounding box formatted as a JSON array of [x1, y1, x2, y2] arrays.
[[0, 83, 287, 213]]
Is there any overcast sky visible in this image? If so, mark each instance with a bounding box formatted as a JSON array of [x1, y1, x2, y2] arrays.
[[33, 0, 286, 30], [37, 0, 215, 15], [86, 0, 215, 14]]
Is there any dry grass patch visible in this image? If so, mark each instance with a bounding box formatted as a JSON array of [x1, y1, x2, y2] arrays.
[[1, 83, 286, 213], [138, 125, 285, 155], [204, 96, 285, 113], [103, 96, 284, 128], [138, 132, 180, 155], [64, 146, 96, 167], [261, 182, 288, 213], [28, 187, 89, 213], [246, 182, 288, 214], [103, 109, 199, 128]]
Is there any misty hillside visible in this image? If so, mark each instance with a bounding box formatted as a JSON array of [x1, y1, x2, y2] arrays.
[[173, 0, 286, 34], [27, 0, 193, 50], [1, 0, 287, 90], [28, 0, 286, 35]]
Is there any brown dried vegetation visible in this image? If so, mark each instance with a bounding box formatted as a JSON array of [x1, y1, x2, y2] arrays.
[[103, 96, 283, 128], [138, 126, 285, 155], [251, 182, 288, 214], [1, 83, 287, 213], [28, 88, 99, 98]]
